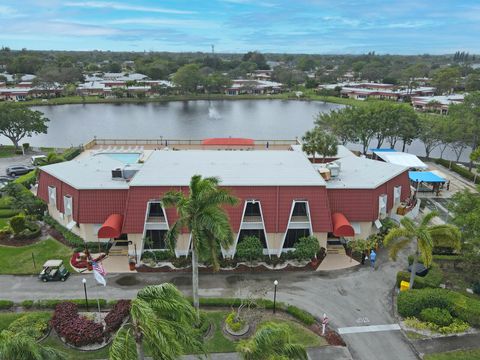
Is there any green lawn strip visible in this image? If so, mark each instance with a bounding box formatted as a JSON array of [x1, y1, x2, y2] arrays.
[[0, 238, 73, 275], [404, 330, 428, 340], [203, 311, 237, 353], [424, 349, 480, 360], [0, 146, 18, 158], [42, 336, 111, 360], [0, 313, 23, 331], [257, 318, 326, 347]]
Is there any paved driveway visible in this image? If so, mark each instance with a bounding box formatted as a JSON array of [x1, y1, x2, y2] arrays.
[[0, 154, 33, 176], [0, 250, 418, 360]]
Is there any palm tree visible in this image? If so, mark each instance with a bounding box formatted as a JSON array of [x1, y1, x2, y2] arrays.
[[237, 322, 308, 360], [109, 283, 204, 360], [0, 331, 65, 360], [162, 175, 238, 311], [302, 127, 338, 163], [384, 212, 461, 289]]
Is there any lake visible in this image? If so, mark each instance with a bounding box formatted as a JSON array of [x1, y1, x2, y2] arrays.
[[13, 100, 471, 161]]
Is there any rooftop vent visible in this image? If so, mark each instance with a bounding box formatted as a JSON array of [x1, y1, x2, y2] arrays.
[[326, 162, 341, 177], [111, 168, 123, 179]]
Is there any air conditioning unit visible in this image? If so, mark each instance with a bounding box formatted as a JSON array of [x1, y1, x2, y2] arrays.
[[111, 168, 123, 179], [326, 163, 340, 177]]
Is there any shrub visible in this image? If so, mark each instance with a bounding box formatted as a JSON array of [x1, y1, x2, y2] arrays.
[[21, 300, 34, 308], [8, 313, 50, 339], [420, 307, 453, 326], [9, 214, 26, 234], [397, 288, 480, 327], [225, 311, 246, 332], [404, 317, 469, 334], [2, 183, 46, 218], [435, 158, 480, 184], [195, 311, 210, 336], [15, 221, 41, 240], [286, 305, 315, 325], [0, 209, 20, 218], [0, 300, 14, 309], [396, 263, 443, 289], [51, 302, 104, 346], [294, 236, 320, 261], [44, 214, 84, 249], [62, 147, 82, 161], [141, 250, 174, 262], [35, 298, 106, 309], [104, 300, 131, 333], [235, 236, 263, 262], [13, 171, 37, 189], [0, 197, 13, 209]]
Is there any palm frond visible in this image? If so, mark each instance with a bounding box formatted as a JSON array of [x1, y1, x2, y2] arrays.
[[421, 211, 439, 227], [383, 227, 412, 247], [429, 224, 462, 252], [388, 238, 411, 261], [109, 326, 137, 360]]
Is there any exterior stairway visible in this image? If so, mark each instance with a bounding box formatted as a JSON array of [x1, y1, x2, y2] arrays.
[[326, 240, 346, 255], [108, 247, 128, 256]]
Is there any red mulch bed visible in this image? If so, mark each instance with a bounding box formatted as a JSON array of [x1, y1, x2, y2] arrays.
[[45, 226, 75, 248], [0, 236, 40, 247], [309, 324, 346, 346]]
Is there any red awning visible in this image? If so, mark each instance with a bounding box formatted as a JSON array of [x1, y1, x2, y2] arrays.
[[331, 212, 355, 237], [202, 138, 255, 146], [98, 214, 123, 239]]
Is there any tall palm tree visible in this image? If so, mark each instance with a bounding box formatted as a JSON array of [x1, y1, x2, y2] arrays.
[[162, 175, 238, 311], [302, 127, 338, 163], [237, 322, 308, 360], [109, 283, 204, 360], [384, 212, 461, 289], [0, 331, 65, 360]]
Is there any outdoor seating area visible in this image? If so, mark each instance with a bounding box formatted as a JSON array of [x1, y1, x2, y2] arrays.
[[410, 171, 448, 196]]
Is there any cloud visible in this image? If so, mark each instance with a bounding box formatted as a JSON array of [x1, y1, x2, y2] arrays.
[[0, 5, 19, 17], [109, 18, 216, 29], [64, 1, 195, 14]]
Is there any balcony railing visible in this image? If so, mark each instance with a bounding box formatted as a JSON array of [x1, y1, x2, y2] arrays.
[[146, 216, 166, 223]]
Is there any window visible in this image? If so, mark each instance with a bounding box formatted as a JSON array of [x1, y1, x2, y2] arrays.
[[283, 228, 310, 248], [393, 186, 402, 205], [292, 202, 308, 217], [145, 230, 167, 249], [148, 202, 164, 217], [378, 194, 388, 219], [63, 195, 72, 216], [237, 229, 267, 248], [48, 186, 57, 208], [244, 202, 261, 217]]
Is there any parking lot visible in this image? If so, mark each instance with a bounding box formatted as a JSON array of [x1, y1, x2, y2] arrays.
[[0, 154, 34, 177]]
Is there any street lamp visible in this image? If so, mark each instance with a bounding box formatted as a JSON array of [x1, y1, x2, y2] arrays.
[[273, 280, 278, 314], [82, 278, 89, 312]]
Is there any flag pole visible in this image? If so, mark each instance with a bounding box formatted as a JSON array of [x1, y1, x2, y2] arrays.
[[95, 282, 101, 316]]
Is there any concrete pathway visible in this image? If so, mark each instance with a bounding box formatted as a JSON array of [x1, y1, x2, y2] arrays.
[[316, 254, 359, 271], [181, 346, 353, 360], [0, 248, 419, 360], [412, 333, 480, 356], [338, 324, 401, 334]]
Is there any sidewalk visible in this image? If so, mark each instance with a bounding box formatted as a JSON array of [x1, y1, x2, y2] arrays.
[[411, 333, 480, 356], [181, 346, 353, 360]]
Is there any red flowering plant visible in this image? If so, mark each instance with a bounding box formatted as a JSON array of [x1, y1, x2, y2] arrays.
[[104, 300, 131, 333]]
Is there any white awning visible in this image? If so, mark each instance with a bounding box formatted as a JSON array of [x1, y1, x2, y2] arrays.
[[374, 151, 428, 169], [374, 219, 383, 229]]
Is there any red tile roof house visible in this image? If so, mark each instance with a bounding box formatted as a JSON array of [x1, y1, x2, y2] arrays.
[[36, 139, 410, 263]]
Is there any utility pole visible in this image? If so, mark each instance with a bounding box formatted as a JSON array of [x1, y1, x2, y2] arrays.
[[211, 44, 214, 55]]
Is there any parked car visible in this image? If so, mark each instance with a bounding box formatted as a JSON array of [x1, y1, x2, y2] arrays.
[[38, 260, 70, 282], [6, 165, 34, 177], [0, 176, 13, 189], [31, 155, 47, 165]]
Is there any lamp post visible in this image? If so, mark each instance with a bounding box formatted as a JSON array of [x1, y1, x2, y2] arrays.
[[273, 280, 278, 314], [82, 278, 89, 312]]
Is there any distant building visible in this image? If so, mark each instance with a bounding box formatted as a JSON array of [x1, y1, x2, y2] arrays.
[[411, 94, 464, 114], [225, 80, 284, 95]]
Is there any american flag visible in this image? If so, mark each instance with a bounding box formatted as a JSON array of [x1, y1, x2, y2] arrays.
[[92, 261, 107, 276]]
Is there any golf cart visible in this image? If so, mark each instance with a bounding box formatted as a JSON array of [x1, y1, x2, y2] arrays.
[[39, 260, 70, 282]]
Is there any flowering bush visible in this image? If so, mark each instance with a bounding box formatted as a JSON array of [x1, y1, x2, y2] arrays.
[[404, 317, 469, 334], [105, 300, 131, 333], [225, 311, 246, 332], [51, 302, 104, 346]]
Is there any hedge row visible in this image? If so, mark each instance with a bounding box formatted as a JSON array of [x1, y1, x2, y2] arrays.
[[396, 263, 443, 289], [0, 300, 14, 309], [44, 214, 85, 249], [398, 288, 480, 327], [196, 297, 316, 326], [0, 209, 20, 218], [13, 170, 37, 189], [62, 147, 82, 161], [435, 158, 480, 184], [20, 298, 107, 309]]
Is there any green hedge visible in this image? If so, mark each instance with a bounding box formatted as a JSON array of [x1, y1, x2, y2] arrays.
[[44, 214, 85, 249], [62, 147, 82, 161], [398, 288, 480, 327], [420, 307, 453, 326], [34, 299, 107, 309], [13, 170, 37, 189], [396, 263, 443, 289], [0, 300, 14, 309], [20, 300, 34, 308], [435, 158, 480, 184], [0, 197, 13, 209], [0, 209, 20, 218], [286, 305, 316, 325]]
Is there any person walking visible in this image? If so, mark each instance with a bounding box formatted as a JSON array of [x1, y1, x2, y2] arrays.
[[370, 249, 376, 270]]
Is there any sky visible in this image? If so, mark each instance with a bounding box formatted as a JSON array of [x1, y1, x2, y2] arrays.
[[0, 0, 479, 54]]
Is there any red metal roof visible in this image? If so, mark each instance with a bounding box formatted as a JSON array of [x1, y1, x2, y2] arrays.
[[331, 212, 355, 237], [98, 214, 123, 238], [202, 138, 255, 146]]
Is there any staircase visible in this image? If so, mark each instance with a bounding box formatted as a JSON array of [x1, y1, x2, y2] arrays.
[[327, 240, 346, 255], [108, 247, 128, 256]]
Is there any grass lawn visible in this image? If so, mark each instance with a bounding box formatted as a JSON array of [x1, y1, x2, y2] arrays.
[[0, 238, 73, 275], [404, 330, 428, 340], [424, 349, 480, 360], [0, 217, 10, 229], [42, 336, 111, 360], [258, 318, 326, 347], [0, 313, 24, 331], [0, 146, 18, 158]]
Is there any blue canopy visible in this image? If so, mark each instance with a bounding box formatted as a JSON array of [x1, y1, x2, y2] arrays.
[[409, 171, 446, 183], [370, 148, 397, 153]]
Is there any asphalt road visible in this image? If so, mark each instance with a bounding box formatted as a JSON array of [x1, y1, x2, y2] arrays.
[[0, 250, 418, 360]]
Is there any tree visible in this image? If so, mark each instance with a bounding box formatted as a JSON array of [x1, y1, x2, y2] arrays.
[[448, 92, 480, 170], [203, 73, 232, 93], [465, 73, 480, 92], [432, 67, 461, 94], [110, 284, 203, 360], [418, 114, 442, 159], [0, 330, 65, 360], [384, 105, 419, 151], [242, 51, 269, 69], [235, 236, 263, 264], [384, 212, 461, 289], [172, 64, 204, 93], [301, 127, 338, 162], [0, 104, 49, 150], [162, 175, 238, 311], [237, 322, 308, 360], [448, 190, 480, 252], [107, 62, 122, 73], [294, 236, 320, 261]]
